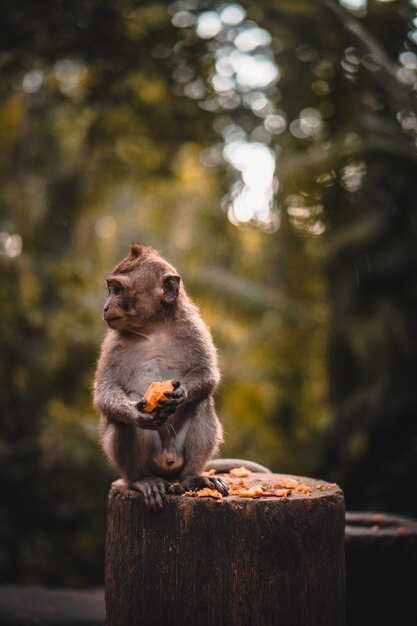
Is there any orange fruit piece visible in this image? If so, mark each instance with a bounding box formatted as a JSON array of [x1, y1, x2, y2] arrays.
[[143, 380, 175, 413]]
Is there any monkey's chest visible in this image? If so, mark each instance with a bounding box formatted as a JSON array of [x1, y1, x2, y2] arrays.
[[125, 339, 183, 394]]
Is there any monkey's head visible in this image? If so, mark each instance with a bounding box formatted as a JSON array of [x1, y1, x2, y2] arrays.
[[103, 243, 182, 331]]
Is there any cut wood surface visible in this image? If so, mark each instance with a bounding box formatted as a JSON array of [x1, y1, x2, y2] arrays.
[[106, 473, 345, 626]]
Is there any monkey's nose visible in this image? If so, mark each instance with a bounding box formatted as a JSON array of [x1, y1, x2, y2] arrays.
[[104, 304, 109, 312]]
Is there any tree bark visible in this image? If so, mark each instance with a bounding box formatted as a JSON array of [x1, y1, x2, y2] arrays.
[[105, 474, 345, 626]]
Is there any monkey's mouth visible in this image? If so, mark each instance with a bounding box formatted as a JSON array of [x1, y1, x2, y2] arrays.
[[103, 316, 123, 324]]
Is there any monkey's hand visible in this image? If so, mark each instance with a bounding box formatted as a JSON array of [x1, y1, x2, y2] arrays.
[[156, 380, 188, 415], [134, 400, 168, 430], [179, 474, 229, 496]]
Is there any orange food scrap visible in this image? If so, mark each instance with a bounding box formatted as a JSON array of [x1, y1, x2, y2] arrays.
[[396, 526, 406, 535], [373, 513, 384, 522], [196, 488, 222, 499], [273, 488, 291, 497], [316, 484, 323, 489], [201, 469, 217, 477], [225, 477, 247, 487], [235, 485, 264, 498], [274, 478, 299, 489], [182, 490, 202, 498], [182, 488, 222, 499], [143, 380, 175, 413], [229, 466, 252, 478], [371, 525, 380, 532], [228, 482, 249, 495], [295, 484, 313, 494]]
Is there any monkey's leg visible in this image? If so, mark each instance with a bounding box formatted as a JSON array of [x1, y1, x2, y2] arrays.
[[101, 419, 147, 484], [102, 418, 173, 510], [178, 400, 228, 496]]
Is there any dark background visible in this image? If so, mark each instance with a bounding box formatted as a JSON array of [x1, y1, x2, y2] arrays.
[[1, 0, 417, 586]]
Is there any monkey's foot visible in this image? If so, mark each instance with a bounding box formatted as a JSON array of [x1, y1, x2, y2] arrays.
[[179, 474, 229, 496], [131, 477, 170, 511]]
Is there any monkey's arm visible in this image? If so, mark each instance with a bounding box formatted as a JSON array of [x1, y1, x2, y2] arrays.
[[157, 365, 220, 415], [93, 380, 149, 425], [94, 370, 170, 429]]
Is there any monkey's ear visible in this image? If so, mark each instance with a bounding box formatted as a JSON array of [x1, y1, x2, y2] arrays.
[[162, 274, 181, 303], [130, 242, 143, 258]]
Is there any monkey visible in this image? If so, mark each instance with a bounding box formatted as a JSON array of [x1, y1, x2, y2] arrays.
[[93, 243, 228, 510]]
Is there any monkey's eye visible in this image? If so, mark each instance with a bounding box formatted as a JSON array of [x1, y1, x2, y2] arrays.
[[113, 284, 123, 295]]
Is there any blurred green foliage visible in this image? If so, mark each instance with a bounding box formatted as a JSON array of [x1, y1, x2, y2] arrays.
[[1, 0, 417, 585]]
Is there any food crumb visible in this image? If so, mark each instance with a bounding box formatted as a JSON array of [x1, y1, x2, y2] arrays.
[[201, 469, 217, 476], [295, 484, 313, 494], [229, 466, 252, 478], [273, 488, 291, 497], [234, 485, 264, 498], [273, 477, 299, 489], [182, 488, 222, 499]]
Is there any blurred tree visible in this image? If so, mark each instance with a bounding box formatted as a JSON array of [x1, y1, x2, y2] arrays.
[[1, 0, 417, 586], [0, 0, 222, 585]]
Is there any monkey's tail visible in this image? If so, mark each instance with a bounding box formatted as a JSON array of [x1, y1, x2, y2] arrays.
[[204, 458, 271, 474]]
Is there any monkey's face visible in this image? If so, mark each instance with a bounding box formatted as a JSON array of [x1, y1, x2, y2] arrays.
[[103, 265, 181, 331]]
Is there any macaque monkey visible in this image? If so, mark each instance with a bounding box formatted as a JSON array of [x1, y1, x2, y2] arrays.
[[93, 243, 228, 510]]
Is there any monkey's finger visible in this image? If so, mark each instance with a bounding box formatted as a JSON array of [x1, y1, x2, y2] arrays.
[[136, 399, 148, 412], [136, 415, 166, 429], [163, 390, 186, 403], [171, 380, 181, 389], [158, 399, 178, 409], [152, 409, 171, 420]]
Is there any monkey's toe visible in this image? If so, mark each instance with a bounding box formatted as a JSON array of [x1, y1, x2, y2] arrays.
[[208, 476, 229, 496], [132, 478, 167, 511], [180, 475, 229, 496]]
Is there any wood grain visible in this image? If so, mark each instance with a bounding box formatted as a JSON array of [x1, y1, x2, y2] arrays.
[[105, 474, 345, 626]]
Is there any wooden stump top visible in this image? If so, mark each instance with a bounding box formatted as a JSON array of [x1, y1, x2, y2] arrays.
[[110, 472, 342, 507]]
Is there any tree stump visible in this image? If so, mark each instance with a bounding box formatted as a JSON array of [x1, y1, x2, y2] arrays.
[[345, 511, 417, 626], [105, 474, 345, 626]]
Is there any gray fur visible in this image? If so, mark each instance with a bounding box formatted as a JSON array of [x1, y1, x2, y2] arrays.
[[93, 245, 225, 508]]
